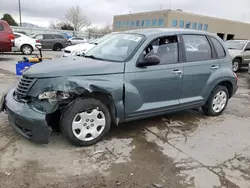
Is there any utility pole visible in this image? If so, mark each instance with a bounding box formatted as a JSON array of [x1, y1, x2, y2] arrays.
[[169, 0, 172, 10], [18, 0, 22, 27]]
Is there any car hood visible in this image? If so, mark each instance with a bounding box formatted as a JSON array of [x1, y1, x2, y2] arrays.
[[24, 57, 124, 78], [65, 43, 95, 52]]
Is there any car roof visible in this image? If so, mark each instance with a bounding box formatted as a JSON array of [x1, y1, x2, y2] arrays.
[[121, 28, 214, 38]]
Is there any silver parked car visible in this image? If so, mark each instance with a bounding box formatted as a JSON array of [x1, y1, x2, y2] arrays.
[[68, 37, 87, 45], [225, 40, 250, 72]]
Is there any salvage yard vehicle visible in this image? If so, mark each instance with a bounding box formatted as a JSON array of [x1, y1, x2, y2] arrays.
[[1, 29, 238, 146], [225, 40, 250, 72], [12, 32, 42, 55], [0, 20, 14, 53], [63, 35, 111, 57], [32, 33, 71, 51]]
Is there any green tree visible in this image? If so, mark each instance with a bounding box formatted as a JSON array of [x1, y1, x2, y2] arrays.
[[1, 14, 18, 26], [61, 24, 74, 30]]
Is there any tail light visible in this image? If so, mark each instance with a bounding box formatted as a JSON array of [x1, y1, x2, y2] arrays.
[[36, 40, 40, 43], [233, 72, 238, 82], [8, 33, 15, 47]]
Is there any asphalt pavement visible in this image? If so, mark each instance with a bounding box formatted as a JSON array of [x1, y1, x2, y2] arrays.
[[1, 52, 250, 188]]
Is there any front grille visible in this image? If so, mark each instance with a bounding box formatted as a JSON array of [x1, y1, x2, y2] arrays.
[[64, 50, 71, 53], [15, 76, 37, 99]]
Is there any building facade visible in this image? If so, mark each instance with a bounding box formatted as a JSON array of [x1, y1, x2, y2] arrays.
[[113, 10, 250, 40]]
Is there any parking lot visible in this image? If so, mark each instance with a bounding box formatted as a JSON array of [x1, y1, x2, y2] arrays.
[[1, 52, 250, 188]]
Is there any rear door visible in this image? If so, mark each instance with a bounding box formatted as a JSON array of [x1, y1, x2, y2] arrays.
[[179, 34, 220, 108], [243, 42, 250, 64], [43, 34, 55, 49]]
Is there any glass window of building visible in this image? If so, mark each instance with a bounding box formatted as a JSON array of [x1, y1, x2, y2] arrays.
[[192, 23, 197, 29], [152, 19, 157, 26], [131, 21, 135, 27], [172, 20, 177, 27], [127, 20, 130, 27], [136, 20, 140, 27], [180, 20, 184, 28], [158, 19, 164, 26], [146, 20, 151, 26], [186, 22, 191, 28], [116, 21, 120, 28], [198, 23, 203, 30], [204, 24, 208, 31]]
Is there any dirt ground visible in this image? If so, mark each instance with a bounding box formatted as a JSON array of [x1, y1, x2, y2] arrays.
[[1, 55, 250, 187]]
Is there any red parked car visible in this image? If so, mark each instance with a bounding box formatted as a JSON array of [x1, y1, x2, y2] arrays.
[[0, 20, 14, 53]]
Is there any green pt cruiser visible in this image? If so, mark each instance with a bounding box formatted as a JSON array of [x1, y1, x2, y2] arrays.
[[0, 29, 238, 146]]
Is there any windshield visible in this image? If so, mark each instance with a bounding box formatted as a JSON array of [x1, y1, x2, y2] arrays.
[[85, 33, 144, 62], [225, 41, 247, 50]]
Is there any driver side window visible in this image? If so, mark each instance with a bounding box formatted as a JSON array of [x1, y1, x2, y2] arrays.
[[142, 35, 179, 65], [245, 42, 250, 50]]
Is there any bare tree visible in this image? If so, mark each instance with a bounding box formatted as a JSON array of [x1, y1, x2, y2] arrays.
[[65, 5, 91, 31]]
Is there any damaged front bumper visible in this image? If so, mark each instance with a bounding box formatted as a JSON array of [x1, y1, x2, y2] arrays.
[[1, 88, 52, 144]]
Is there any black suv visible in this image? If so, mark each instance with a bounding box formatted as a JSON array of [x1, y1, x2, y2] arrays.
[[32, 34, 71, 51]]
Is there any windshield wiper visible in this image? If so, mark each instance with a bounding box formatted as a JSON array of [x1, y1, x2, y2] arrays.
[[84, 55, 97, 59], [84, 55, 103, 60], [228, 48, 238, 50]]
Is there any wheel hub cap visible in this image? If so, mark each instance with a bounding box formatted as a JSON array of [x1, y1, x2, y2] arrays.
[[212, 91, 227, 113], [72, 109, 106, 141], [233, 62, 239, 71]]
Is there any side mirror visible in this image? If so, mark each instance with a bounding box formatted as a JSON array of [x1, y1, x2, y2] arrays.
[[137, 55, 160, 67]]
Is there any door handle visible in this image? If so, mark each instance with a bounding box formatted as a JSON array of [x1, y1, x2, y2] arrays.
[[211, 65, 219, 69], [172, 69, 183, 74]]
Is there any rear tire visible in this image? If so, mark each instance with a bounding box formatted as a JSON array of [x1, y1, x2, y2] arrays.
[[202, 85, 229, 116], [53, 44, 63, 51], [21, 44, 33, 55], [232, 58, 241, 72], [60, 98, 111, 146]]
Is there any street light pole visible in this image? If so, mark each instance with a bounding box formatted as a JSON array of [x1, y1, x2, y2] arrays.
[[18, 0, 22, 27]]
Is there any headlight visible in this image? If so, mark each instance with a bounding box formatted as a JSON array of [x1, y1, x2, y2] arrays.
[[38, 91, 70, 100]]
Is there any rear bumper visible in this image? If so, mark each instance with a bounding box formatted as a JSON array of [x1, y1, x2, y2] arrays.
[[2, 88, 52, 144]]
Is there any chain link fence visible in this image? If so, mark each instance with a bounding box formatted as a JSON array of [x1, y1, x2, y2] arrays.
[[10, 26, 105, 39]]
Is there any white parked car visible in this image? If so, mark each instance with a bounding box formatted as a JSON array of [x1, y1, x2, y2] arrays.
[[12, 32, 42, 55], [63, 36, 109, 57], [68, 37, 87, 45]]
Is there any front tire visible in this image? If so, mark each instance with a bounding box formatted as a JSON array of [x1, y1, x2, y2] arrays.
[[21, 44, 33, 55], [232, 58, 241, 72], [202, 85, 229, 116], [60, 98, 111, 146]]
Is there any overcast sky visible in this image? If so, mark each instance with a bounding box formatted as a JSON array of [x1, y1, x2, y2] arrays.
[[0, 0, 250, 28]]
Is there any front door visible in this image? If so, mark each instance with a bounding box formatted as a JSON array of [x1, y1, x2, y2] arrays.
[[179, 34, 219, 108], [243, 42, 250, 64], [125, 35, 183, 120]]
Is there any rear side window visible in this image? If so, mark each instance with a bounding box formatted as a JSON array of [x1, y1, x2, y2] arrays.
[[210, 37, 226, 59], [44, 34, 54, 39], [54, 34, 65, 39], [183, 35, 212, 62], [0, 24, 4, 31]]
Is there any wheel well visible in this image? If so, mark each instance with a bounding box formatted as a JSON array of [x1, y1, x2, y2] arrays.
[[233, 57, 242, 63], [54, 43, 63, 48], [88, 92, 118, 125], [21, 44, 33, 51], [218, 81, 233, 98]]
